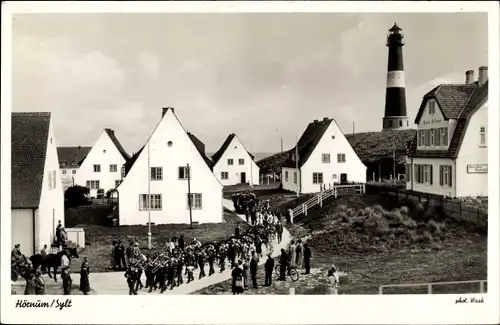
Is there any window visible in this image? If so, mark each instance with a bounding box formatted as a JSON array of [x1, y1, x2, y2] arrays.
[[48, 171, 53, 189], [187, 193, 203, 209], [322, 153, 331, 163], [52, 171, 56, 188], [337, 153, 346, 163], [312, 172, 323, 184], [221, 172, 229, 180], [480, 126, 486, 145], [238, 159, 245, 165], [439, 165, 453, 187], [62, 170, 67, 175], [425, 130, 430, 146], [121, 166, 126, 178], [430, 129, 435, 146], [333, 174, 337, 179], [291, 153, 296, 161], [388, 120, 393, 127], [429, 100, 436, 115], [399, 120, 403, 127], [414, 165, 433, 184], [407, 121, 409, 127], [115, 180, 122, 188], [405, 164, 412, 182], [72, 170, 76, 175], [419, 130, 425, 147], [285, 171, 289, 182], [150, 167, 163, 180], [227, 159, 234, 165], [109, 164, 117, 172], [178, 166, 190, 180], [139, 194, 162, 211], [93, 164, 101, 172], [440, 128, 448, 146], [434, 129, 441, 146], [86, 180, 100, 190], [293, 172, 297, 184]]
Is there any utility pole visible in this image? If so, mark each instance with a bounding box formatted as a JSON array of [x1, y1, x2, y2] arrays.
[[353, 121, 355, 134], [147, 138, 152, 250], [187, 163, 193, 229], [281, 137, 283, 153], [295, 134, 300, 197]]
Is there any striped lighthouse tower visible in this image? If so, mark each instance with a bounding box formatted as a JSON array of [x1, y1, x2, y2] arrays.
[[383, 23, 409, 131]]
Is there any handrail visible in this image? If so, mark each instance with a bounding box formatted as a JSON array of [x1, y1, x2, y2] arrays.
[[379, 280, 487, 294]]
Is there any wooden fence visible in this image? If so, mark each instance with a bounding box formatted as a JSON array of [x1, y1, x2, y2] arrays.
[[366, 184, 488, 224]]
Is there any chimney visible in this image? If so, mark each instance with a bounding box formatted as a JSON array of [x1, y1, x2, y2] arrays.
[[478, 66, 488, 86], [465, 70, 474, 84], [162, 108, 169, 117], [323, 117, 329, 122], [313, 119, 319, 123]]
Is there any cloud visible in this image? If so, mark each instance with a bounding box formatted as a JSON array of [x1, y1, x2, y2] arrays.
[[137, 51, 160, 79]]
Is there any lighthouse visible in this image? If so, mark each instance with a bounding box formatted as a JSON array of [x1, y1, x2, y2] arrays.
[[383, 23, 409, 131]]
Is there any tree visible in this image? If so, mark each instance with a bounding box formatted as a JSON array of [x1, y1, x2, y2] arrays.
[[65, 185, 91, 208]]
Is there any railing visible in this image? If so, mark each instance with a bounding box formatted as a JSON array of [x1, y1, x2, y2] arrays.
[[379, 280, 487, 294], [289, 183, 365, 222]]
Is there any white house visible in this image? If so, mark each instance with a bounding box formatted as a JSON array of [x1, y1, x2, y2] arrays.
[[11, 112, 65, 256], [57, 146, 92, 190], [406, 67, 489, 198], [281, 117, 367, 194], [73, 128, 130, 198], [117, 107, 223, 225], [211, 133, 260, 186]]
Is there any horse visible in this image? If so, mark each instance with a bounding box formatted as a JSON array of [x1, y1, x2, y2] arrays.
[[30, 246, 79, 282]]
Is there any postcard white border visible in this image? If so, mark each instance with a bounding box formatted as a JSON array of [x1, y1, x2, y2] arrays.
[[1, 1, 499, 324]]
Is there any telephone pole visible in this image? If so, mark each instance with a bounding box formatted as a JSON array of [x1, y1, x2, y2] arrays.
[[187, 163, 193, 229]]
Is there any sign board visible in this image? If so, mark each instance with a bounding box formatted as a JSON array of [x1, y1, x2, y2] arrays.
[[422, 119, 443, 125], [467, 164, 488, 174]]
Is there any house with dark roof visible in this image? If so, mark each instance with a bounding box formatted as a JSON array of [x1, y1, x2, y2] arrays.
[[73, 128, 130, 198], [11, 112, 64, 256], [281, 117, 366, 194], [406, 66, 489, 197], [57, 146, 92, 190], [211, 133, 260, 186], [117, 107, 223, 225]]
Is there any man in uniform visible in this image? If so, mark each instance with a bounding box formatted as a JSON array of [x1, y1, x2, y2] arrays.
[[11, 244, 24, 267], [264, 253, 274, 286]]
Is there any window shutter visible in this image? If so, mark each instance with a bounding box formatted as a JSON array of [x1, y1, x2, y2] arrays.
[[178, 167, 183, 179], [439, 166, 443, 186], [448, 166, 452, 187], [48, 171, 52, 188], [429, 165, 433, 185], [414, 165, 418, 183], [150, 167, 155, 180], [435, 129, 440, 146]]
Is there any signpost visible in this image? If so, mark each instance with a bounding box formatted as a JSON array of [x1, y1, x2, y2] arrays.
[[467, 164, 488, 174]]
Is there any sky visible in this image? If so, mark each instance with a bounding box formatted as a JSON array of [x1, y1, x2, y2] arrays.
[[11, 12, 487, 154]]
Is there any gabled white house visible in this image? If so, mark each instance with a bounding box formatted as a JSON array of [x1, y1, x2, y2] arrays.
[[406, 67, 488, 197], [57, 146, 92, 190], [117, 107, 223, 225], [211, 133, 260, 186], [11, 112, 64, 256], [281, 117, 367, 194], [73, 128, 130, 198]]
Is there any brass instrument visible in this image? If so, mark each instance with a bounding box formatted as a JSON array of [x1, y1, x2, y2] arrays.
[[151, 254, 166, 273]]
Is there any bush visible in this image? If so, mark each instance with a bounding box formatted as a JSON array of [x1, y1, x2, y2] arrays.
[[65, 185, 91, 208]]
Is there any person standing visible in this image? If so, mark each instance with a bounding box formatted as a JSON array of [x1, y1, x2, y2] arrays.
[[117, 241, 126, 269], [303, 243, 312, 275], [198, 252, 206, 279], [295, 240, 303, 268], [178, 235, 185, 251], [250, 251, 259, 289], [289, 240, 297, 269], [327, 266, 340, 295], [176, 257, 184, 286], [235, 225, 241, 237], [208, 248, 216, 276], [264, 254, 274, 286], [79, 257, 91, 295], [231, 260, 244, 295], [61, 251, 72, 295], [109, 241, 117, 270], [242, 257, 250, 290], [276, 222, 283, 244], [279, 249, 288, 281], [56, 221, 62, 246], [34, 271, 45, 295], [166, 238, 175, 255], [126, 241, 133, 268], [255, 237, 263, 258], [125, 268, 138, 295]]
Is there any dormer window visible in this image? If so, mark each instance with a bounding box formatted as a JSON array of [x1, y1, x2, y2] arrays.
[[480, 126, 486, 145], [429, 100, 436, 115]]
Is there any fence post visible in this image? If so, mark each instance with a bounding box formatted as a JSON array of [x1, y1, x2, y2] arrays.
[[319, 194, 322, 207], [289, 209, 294, 224], [479, 281, 484, 293], [459, 202, 462, 216], [303, 204, 307, 217], [427, 283, 432, 294], [289, 287, 295, 295], [379, 286, 383, 295], [363, 183, 366, 194]]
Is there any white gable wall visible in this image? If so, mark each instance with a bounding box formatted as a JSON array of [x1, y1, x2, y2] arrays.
[[213, 136, 260, 186], [300, 121, 367, 194], [36, 118, 65, 253], [11, 209, 35, 256], [417, 99, 456, 150], [281, 167, 299, 192], [456, 101, 488, 197], [73, 130, 127, 197], [118, 109, 223, 225]]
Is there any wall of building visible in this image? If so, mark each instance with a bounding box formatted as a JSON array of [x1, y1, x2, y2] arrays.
[[456, 101, 488, 197], [300, 120, 367, 194], [37, 118, 65, 253], [11, 209, 34, 256], [118, 109, 223, 225], [417, 99, 456, 150], [281, 167, 299, 192], [408, 157, 456, 197], [73, 131, 126, 197], [213, 136, 260, 186], [60, 167, 78, 190]]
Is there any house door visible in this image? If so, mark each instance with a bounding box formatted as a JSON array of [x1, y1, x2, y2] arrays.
[[240, 172, 247, 184], [52, 209, 56, 244], [340, 173, 348, 184]]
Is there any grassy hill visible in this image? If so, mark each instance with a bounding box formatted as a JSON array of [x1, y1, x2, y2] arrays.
[[257, 129, 417, 173]]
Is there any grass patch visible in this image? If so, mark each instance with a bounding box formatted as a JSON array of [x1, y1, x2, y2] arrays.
[[72, 208, 248, 273]]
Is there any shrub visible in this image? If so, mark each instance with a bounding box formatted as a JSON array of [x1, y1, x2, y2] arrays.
[[65, 185, 91, 208]]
